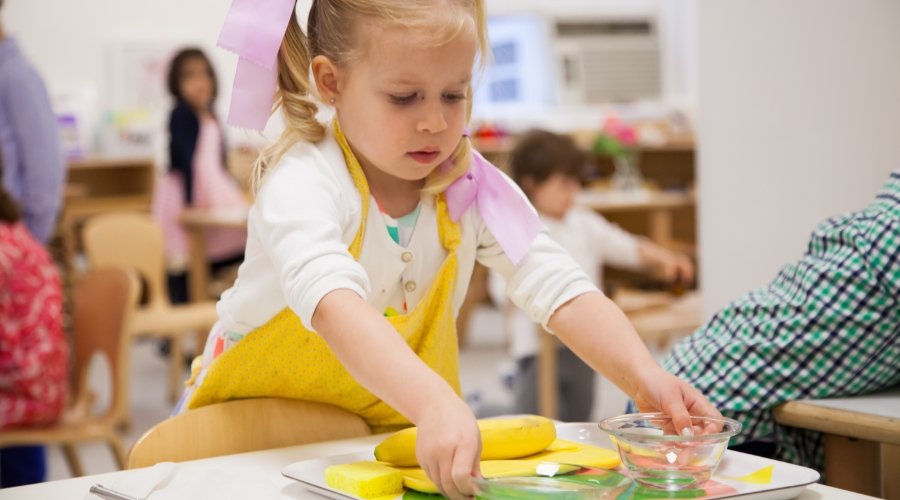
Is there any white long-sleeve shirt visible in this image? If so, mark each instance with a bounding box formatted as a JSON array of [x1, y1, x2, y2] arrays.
[[489, 208, 642, 360], [217, 126, 597, 335]]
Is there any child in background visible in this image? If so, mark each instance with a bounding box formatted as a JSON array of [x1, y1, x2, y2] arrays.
[[152, 48, 248, 304], [488, 129, 695, 422], [0, 1, 67, 483], [180, 2, 718, 497], [0, 184, 67, 487]]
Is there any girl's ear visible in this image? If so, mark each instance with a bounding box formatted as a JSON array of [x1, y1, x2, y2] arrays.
[[312, 55, 340, 105]]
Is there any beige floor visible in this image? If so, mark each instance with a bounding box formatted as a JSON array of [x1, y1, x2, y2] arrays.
[[45, 304, 632, 481]]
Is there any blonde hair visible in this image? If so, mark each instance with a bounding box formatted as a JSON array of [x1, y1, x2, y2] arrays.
[[252, 0, 489, 194]]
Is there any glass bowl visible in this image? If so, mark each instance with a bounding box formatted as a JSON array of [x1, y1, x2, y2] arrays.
[[554, 422, 615, 448], [599, 413, 741, 491]]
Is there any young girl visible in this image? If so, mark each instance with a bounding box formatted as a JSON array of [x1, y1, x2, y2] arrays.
[[181, 1, 719, 497], [0, 183, 67, 487], [153, 48, 248, 303]]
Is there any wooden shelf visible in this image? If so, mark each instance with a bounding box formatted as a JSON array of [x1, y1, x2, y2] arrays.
[[61, 156, 157, 273], [577, 188, 694, 213]]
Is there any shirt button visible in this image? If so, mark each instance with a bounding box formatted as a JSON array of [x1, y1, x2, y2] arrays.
[[405, 281, 417, 293], [401, 251, 413, 263]]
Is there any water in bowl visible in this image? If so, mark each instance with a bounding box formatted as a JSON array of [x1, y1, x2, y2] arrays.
[[601, 414, 740, 491]]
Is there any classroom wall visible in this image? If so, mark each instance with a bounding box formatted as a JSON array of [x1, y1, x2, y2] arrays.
[[3, 0, 233, 105], [3, 0, 693, 150], [696, 0, 900, 316], [3, 0, 240, 152]]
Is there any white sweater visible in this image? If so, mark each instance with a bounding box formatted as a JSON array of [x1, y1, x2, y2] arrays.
[[216, 127, 597, 335]]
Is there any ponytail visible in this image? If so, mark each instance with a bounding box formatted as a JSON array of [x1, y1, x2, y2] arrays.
[[251, 11, 326, 193], [472, 0, 489, 69]]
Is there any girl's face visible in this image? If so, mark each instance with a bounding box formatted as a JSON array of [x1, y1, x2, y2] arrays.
[[331, 22, 477, 186], [527, 173, 582, 220], [179, 57, 214, 112]]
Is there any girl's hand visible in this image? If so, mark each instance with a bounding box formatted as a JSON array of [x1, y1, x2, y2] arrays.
[[415, 397, 482, 499], [637, 241, 695, 285], [632, 366, 722, 435], [657, 252, 695, 285]]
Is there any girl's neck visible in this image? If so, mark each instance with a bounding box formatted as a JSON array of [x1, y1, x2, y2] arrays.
[[183, 100, 213, 119], [359, 162, 423, 218], [194, 108, 213, 120]]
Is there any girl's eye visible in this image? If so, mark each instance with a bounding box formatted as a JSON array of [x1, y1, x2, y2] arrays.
[[443, 92, 467, 103], [389, 93, 418, 105]]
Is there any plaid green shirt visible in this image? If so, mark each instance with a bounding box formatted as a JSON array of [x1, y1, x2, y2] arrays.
[[661, 170, 900, 471]]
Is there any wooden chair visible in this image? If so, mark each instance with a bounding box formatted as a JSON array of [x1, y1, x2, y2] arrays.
[[0, 267, 139, 476], [82, 212, 220, 403], [127, 398, 371, 469]]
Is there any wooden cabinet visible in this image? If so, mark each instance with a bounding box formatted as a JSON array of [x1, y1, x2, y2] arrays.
[[62, 156, 156, 272]]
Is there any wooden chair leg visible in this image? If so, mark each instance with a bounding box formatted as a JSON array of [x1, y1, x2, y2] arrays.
[[169, 335, 184, 404], [116, 416, 132, 433], [537, 329, 559, 420], [62, 444, 84, 477], [107, 436, 127, 470]]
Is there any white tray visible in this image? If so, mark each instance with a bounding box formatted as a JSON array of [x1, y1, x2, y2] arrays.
[[282, 423, 820, 500]]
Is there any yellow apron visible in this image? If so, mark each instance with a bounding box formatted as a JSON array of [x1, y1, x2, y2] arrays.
[[187, 121, 462, 431]]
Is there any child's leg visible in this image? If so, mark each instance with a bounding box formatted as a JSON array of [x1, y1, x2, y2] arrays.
[[558, 348, 595, 422], [167, 271, 189, 305], [512, 355, 539, 415], [0, 446, 46, 487]]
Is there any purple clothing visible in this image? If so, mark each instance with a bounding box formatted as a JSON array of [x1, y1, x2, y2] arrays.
[[0, 38, 64, 243]]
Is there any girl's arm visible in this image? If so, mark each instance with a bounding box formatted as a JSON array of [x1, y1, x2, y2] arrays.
[[585, 210, 694, 284], [548, 291, 720, 433], [313, 289, 481, 500], [168, 103, 200, 205]]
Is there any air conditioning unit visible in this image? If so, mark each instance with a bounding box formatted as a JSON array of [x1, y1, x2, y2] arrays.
[[554, 19, 662, 104], [472, 14, 662, 115]]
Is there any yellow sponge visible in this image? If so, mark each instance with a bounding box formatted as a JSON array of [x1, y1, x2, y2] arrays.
[[324, 461, 404, 498]]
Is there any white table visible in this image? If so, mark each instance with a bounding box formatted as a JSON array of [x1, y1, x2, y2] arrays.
[[785, 386, 900, 422], [0, 434, 877, 500]]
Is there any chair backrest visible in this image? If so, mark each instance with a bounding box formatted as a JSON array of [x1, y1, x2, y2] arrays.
[[127, 398, 372, 469], [82, 212, 169, 308], [70, 267, 140, 425]]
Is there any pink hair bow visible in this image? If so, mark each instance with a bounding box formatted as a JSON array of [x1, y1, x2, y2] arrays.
[[445, 151, 543, 265], [217, 0, 297, 130]]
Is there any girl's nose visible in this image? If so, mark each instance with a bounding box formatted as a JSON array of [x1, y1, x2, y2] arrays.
[[417, 100, 447, 134]]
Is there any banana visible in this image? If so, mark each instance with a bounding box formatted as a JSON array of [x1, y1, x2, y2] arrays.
[[520, 439, 620, 469], [374, 415, 557, 467]]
